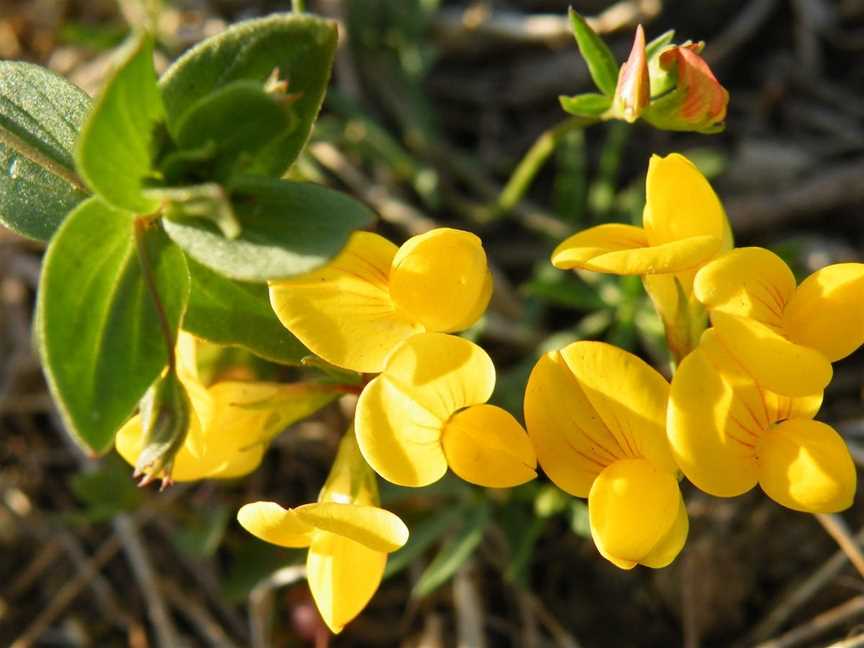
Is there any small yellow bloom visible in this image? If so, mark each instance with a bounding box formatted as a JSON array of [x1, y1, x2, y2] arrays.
[[355, 332, 537, 488], [269, 228, 492, 373], [237, 432, 409, 634], [694, 247, 864, 396], [668, 329, 856, 513], [551, 153, 732, 361], [523, 341, 687, 569], [116, 333, 340, 481]]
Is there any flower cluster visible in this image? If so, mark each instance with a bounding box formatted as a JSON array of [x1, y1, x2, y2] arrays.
[[544, 151, 861, 567]]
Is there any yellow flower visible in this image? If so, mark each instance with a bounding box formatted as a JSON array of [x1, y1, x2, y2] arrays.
[[551, 153, 732, 361], [694, 247, 864, 396], [269, 228, 493, 373], [668, 328, 856, 513], [237, 431, 409, 634], [523, 341, 687, 569], [116, 333, 340, 481], [355, 332, 537, 488]]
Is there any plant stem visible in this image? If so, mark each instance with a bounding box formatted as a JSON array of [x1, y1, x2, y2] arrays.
[[0, 127, 88, 193], [494, 116, 597, 218], [134, 217, 176, 372], [292, 0, 305, 13]]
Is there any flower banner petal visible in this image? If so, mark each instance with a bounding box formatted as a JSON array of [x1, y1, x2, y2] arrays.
[[694, 247, 797, 329], [389, 228, 492, 332], [524, 352, 624, 497], [441, 404, 537, 488], [758, 419, 856, 513], [236, 501, 314, 548], [711, 311, 832, 397], [588, 458, 683, 569], [784, 263, 864, 362], [643, 153, 731, 250], [558, 341, 676, 474], [295, 503, 409, 553], [269, 231, 423, 373], [307, 531, 386, 634]]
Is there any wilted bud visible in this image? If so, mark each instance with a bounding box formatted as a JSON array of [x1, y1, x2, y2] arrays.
[[611, 25, 650, 123], [134, 368, 192, 489], [643, 43, 729, 134]]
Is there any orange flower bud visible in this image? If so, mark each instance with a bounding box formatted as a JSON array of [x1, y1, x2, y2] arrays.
[[644, 43, 729, 133]]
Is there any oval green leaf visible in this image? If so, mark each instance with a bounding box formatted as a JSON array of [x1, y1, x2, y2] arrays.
[[0, 62, 91, 241], [163, 178, 375, 282], [559, 92, 612, 118], [183, 257, 310, 364], [37, 198, 190, 454], [75, 33, 164, 214], [159, 14, 338, 177]]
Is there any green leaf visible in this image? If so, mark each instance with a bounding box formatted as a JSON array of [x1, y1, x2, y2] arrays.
[[75, 33, 164, 213], [70, 454, 144, 521], [184, 257, 309, 364], [412, 501, 490, 599], [170, 81, 292, 182], [0, 62, 91, 241], [163, 178, 375, 282], [385, 505, 465, 579], [568, 9, 619, 97], [173, 505, 231, 558], [559, 93, 612, 118], [37, 198, 190, 454], [160, 14, 338, 176]]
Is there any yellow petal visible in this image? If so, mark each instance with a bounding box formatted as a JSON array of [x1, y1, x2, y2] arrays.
[[355, 375, 448, 487], [523, 353, 615, 497], [307, 531, 386, 634], [389, 228, 492, 332], [269, 231, 424, 373], [668, 345, 760, 497], [588, 458, 683, 568], [758, 419, 856, 513], [318, 428, 381, 507], [643, 153, 732, 251], [784, 263, 864, 362], [295, 502, 409, 553], [694, 247, 797, 329], [711, 311, 832, 397], [557, 341, 676, 474], [356, 333, 496, 487], [551, 223, 719, 275], [441, 404, 537, 488], [236, 501, 314, 547], [640, 494, 689, 569]]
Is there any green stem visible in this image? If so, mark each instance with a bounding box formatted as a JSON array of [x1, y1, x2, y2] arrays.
[[134, 217, 176, 372], [291, 0, 306, 13], [0, 127, 88, 193], [494, 116, 597, 217]]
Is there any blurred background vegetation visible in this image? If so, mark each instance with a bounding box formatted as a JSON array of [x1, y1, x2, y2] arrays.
[[2, 0, 864, 646]]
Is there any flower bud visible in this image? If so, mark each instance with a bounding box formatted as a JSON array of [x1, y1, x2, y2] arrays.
[[611, 25, 650, 123], [133, 368, 192, 489], [643, 43, 729, 134]]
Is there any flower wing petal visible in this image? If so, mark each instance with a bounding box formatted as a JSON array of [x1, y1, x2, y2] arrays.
[[296, 503, 409, 553], [711, 311, 832, 397], [442, 404, 537, 488], [307, 531, 386, 634], [588, 458, 683, 569], [236, 501, 314, 548], [758, 419, 856, 513]]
